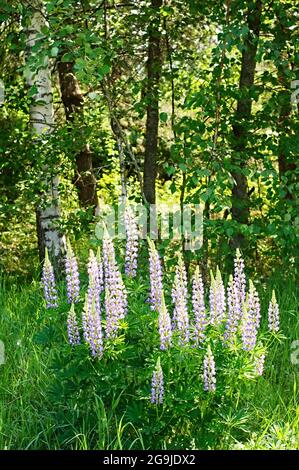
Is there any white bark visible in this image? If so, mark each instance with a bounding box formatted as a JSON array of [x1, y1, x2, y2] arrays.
[[25, 0, 66, 261]]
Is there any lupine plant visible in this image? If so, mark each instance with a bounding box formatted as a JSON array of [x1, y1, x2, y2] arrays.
[[124, 205, 139, 278], [203, 345, 216, 392], [41, 220, 282, 448], [172, 254, 189, 344], [158, 292, 172, 350], [151, 358, 164, 405], [192, 266, 207, 345], [268, 290, 280, 332], [103, 230, 127, 338], [41, 248, 58, 308], [65, 241, 80, 304], [209, 267, 226, 326], [67, 303, 80, 346], [148, 238, 163, 312]]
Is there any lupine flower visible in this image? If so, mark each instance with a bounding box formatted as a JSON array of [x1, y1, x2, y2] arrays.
[[82, 294, 103, 358], [148, 238, 163, 312], [268, 290, 279, 332], [209, 267, 226, 325], [159, 292, 172, 350], [151, 358, 164, 405], [172, 254, 189, 344], [233, 248, 246, 306], [88, 249, 101, 307], [103, 230, 127, 338], [203, 345, 216, 392], [102, 227, 116, 282], [192, 266, 207, 345], [96, 247, 104, 294], [124, 205, 139, 278], [41, 248, 58, 308], [67, 303, 80, 345], [224, 275, 240, 346], [65, 241, 80, 304], [241, 280, 260, 351], [254, 353, 266, 376]]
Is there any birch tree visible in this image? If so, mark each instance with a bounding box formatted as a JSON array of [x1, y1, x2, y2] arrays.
[[25, 0, 66, 263]]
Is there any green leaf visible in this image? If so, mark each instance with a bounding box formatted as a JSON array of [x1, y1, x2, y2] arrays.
[[160, 112, 168, 123]]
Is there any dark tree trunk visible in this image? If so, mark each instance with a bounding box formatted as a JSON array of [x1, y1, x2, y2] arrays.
[[58, 61, 98, 208], [230, 0, 262, 249], [143, 0, 162, 205], [276, 26, 297, 200]]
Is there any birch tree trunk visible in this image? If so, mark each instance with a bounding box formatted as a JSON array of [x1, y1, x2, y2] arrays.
[[25, 0, 66, 264]]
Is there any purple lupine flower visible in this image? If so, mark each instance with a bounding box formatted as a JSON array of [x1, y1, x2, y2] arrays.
[[102, 227, 116, 282], [67, 303, 80, 345], [124, 205, 139, 278], [224, 275, 240, 346], [159, 292, 172, 350], [41, 248, 58, 308], [209, 267, 226, 325], [103, 230, 127, 338], [148, 238, 163, 312], [192, 266, 207, 345], [241, 280, 260, 351], [254, 353, 266, 376], [65, 241, 80, 304], [268, 290, 279, 332], [151, 358, 164, 405], [96, 247, 104, 294], [82, 294, 103, 358], [88, 249, 101, 307], [233, 248, 246, 306], [172, 254, 189, 344], [203, 345, 216, 392]]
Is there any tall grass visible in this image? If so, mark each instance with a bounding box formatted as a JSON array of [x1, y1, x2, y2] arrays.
[[0, 274, 298, 449]]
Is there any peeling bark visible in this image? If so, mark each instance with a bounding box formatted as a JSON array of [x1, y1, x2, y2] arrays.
[[25, 0, 66, 264]]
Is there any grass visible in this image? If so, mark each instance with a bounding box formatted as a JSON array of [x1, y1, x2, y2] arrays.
[[0, 271, 298, 450]]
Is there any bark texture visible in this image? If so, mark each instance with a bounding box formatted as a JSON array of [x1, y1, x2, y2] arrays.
[[26, 0, 66, 264], [58, 61, 99, 208], [143, 0, 162, 205], [231, 0, 262, 248]]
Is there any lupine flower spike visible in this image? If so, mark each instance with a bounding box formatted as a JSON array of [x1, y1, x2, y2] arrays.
[[82, 294, 103, 358], [151, 357, 164, 405], [241, 280, 260, 351], [209, 267, 226, 325], [87, 249, 101, 307], [224, 275, 239, 346], [233, 248, 246, 306], [172, 254, 189, 344], [124, 205, 139, 278], [65, 241, 80, 304], [96, 247, 104, 295], [103, 228, 127, 338], [254, 353, 266, 376], [67, 303, 80, 345], [268, 290, 279, 332], [192, 266, 207, 345], [41, 248, 58, 308], [148, 238, 163, 312], [203, 345, 216, 392], [159, 292, 172, 350]]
